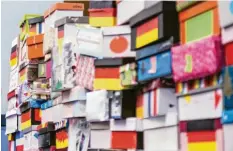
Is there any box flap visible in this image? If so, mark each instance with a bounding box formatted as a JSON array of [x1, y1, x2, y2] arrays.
[[55, 16, 89, 27], [102, 25, 131, 36], [130, 1, 176, 27], [28, 16, 44, 25], [44, 3, 84, 18], [136, 37, 173, 60], [19, 14, 41, 27], [26, 34, 44, 45], [94, 57, 135, 67], [222, 109, 233, 124]]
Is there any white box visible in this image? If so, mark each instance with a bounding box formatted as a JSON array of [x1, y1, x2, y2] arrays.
[[23, 131, 39, 151], [7, 96, 17, 111], [110, 118, 142, 131], [218, 1, 233, 28], [41, 104, 63, 123], [224, 124, 233, 151], [62, 86, 87, 103], [178, 89, 223, 121], [5, 108, 18, 134], [91, 121, 110, 130], [102, 26, 135, 58], [117, 0, 159, 25], [144, 126, 179, 151], [222, 26, 233, 44], [9, 68, 18, 92], [62, 100, 86, 118], [90, 130, 111, 149]]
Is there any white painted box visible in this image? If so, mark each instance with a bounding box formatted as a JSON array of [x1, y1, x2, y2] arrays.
[[9, 68, 18, 93], [62, 100, 86, 118], [110, 118, 142, 131], [90, 130, 111, 149], [62, 86, 87, 103], [178, 89, 223, 121], [5, 108, 18, 134], [101, 26, 135, 58], [23, 130, 39, 151], [222, 26, 233, 44]]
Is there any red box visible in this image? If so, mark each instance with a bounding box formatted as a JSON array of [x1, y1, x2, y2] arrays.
[[225, 42, 233, 66]]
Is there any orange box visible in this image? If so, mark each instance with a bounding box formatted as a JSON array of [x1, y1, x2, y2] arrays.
[[26, 34, 44, 59], [179, 1, 220, 44]]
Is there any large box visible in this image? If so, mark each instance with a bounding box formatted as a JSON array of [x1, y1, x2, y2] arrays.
[[26, 34, 44, 60], [224, 42, 233, 66], [89, 1, 116, 27], [130, 1, 179, 50], [23, 130, 39, 151], [172, 35, 223, 82], [222, 109, 233, 151], [19, 14, 41, 41], [94, 58, 134, 90], [6, 108, 18, 134], [117, 0, 158, 25], [101, 26, 135, 58], [223, 65, 233, 109], [55, 120, 69, 151], [180, 119, 223, 151], [178, 89, 223, 121], [179, 1, 220, 44]]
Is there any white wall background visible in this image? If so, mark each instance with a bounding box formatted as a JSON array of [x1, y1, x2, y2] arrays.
[[1, 1, 61, 114]]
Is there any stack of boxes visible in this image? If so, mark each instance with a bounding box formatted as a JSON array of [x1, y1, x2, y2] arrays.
[[5, 0, 233, 151]]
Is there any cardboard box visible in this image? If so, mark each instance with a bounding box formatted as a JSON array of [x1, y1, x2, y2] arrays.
[[225, 42, 233, 66], [17, 82, 32, 104], [16, 132, 24, 151], [7, 94, 17, 112], [55, 120, 69, 151], [109, 90, 136, 119], [137, 51, 172, 82], [26, 34, 44, 60], [111, 131, 143, 149], [41, 104, 63, 123], [130, 1, 179, 50], [101, 26, 135, 57], [223, 65, 233, 109], [176, 73, 222, 96], [19, 14, 41, 41], [23, 130, 39, 151], [218, 1, 233, 28], [110, 118, 142, 131], [37, 122, 56, 149], [62, 100, 86, 118], [90, 130, 111, 149], [89, 1, 116, 27], [6, 108, 18, 134], [10, 36, 19, 71], [19, 39, 28, 68], [119, 62, 137, 87], [94, 58, 134, 90], [18, 64, 38, 85], [172, 35, 223, 82], [9, 67, 19, 93], [176, 1, 200, 12], [178, 89, 223, 121], [144, 126, 178, 151], [117, 0, 158, 25], [62, 86, 86, 103], [180, 119, 223, 151], [28, 16, 44, 36], [222, 109, 233, 151], [179, 1, 220, 44], [86, 90, 109, 122]]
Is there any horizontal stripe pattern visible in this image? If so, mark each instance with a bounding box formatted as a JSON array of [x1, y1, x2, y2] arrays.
[[188, 141, 216, 151], [89, 17, 116, 27], [187, 131, 216, 142], [94, 78, 124, 90], [136, 17, 158, 37], [21, 111, 31, 123], [89, 8, 116, 17], [21, 119, 31, 130], [95, 67, 120, 78], [136, 28, 158, 49]]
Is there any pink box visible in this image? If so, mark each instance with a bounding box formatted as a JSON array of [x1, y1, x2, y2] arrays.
[[172, 35, 223, 82], [46, 60, 51, 79]]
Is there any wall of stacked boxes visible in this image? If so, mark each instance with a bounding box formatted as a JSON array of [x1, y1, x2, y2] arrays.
[[5, 0, 233, 151]]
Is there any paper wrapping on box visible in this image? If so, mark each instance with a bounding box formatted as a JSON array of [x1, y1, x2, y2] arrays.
[[8, 96, 17, 111], [23, 131, 39, 151], [172, 35, 223, 82], [19, 40, 28, 68], [18, 82, 32, 104], [9, 67, 19, 93], [86, 90, 109, 122], [68, 118, 90, 151], [178, 89, 223, 121]]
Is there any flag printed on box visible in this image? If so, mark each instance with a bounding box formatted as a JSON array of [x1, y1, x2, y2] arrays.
[[10, 36, 19, 71]]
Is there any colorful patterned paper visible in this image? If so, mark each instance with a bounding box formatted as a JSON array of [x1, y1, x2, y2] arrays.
[[120, 63, 137, 86]]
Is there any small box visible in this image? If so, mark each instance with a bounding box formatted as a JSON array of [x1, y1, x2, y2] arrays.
[[28, 16, 44, 36], [89, 1, 116, 27], [23, 130, 39, 151], [38, 63, 46, 78], [180, 119, 223, 151], [26, 34, 44, 60], [176, 73, 222, 96], [130, 1, 179, 50], [218, 1, 233, 28], [222, 109, 233, 151], [101, 26, 135, 58], [19, 14, 41, 41], [109, 90, 136, 119], [19, 101, 43, 131], [176, 1, 200, 12], [6, 109, 18, 134], [178, 89, 223, 121], [111, 131, 143, 150], [172, 35, 223, 82], [119, 62, 137, 87], [179, 1, 220, 44], [94, 58, 135, 90], [37, 122, 56, 149], [86, 90, 109, 122], [18, 64, 38, 85], [10, 36, 20, 71], [62, 86, 86, 103], [55, 120, 69, 151], [16, 132, 24, 151], [225, 42, 233, 66], [117, 0, 159, 25], [9, 67, 19, 93], [223, 65, 233, 109], [90, 129, 111, 149], [110, 118, 142, 131]]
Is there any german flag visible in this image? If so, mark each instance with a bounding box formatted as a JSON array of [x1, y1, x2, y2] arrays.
[[56, 129, 68, 150], [133, 17, 159, 49], [89, 8, 116, 27], [136, 94, 143, 119], [19, 68, 26, 84], [21, 108, 41, 130]]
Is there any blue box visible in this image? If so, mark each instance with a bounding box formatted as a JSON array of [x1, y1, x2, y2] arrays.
[[222, 109, 233, 124], [223, 66, 233, 109]]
